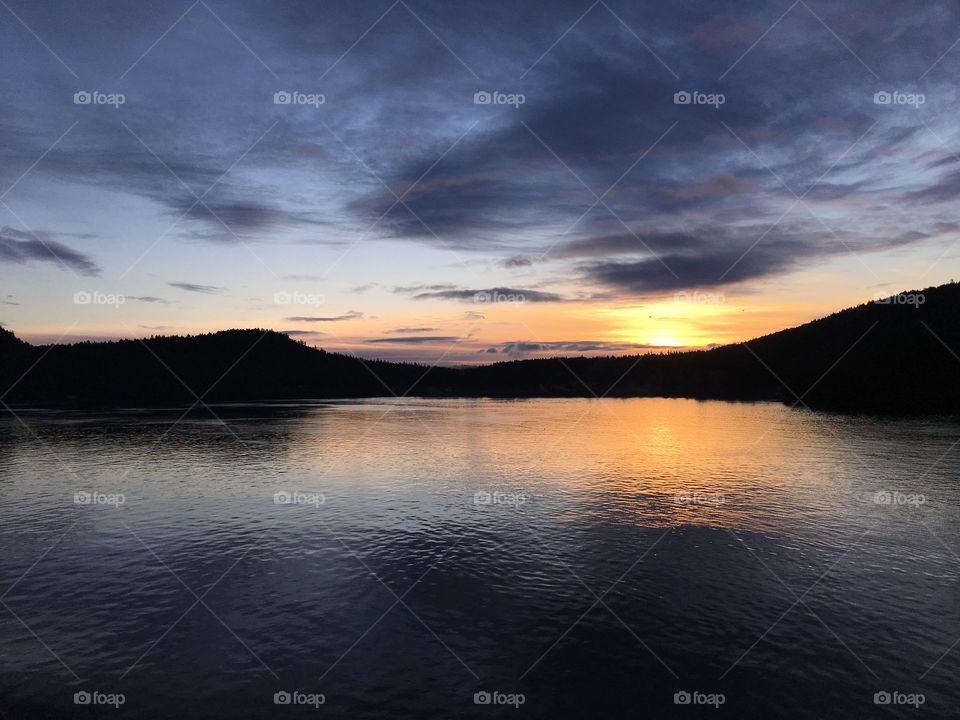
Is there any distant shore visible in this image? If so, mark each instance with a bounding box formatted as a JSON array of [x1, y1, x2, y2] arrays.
[[2, 282, 958, 416]]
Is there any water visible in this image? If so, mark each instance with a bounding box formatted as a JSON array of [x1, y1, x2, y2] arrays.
[[0, 398, 958, 718]]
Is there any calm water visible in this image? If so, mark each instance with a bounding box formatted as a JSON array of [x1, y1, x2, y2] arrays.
[[1, 398, 958, 719]]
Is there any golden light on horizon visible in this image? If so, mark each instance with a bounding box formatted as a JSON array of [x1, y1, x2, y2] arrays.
[[608, 299, 738, 349], [648, 334, 683, 347]]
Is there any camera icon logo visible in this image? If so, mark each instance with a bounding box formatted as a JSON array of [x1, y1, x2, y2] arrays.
[[74, 291, 92, 305], [874, 91, 892, 105], [673, 91, 692, 105], [674, 690, 692, 705], [74, 691, 92, 705], [274, 491, 293, 505], [274, 91, 292, 105], [474, 490, 492, 505], [874, 691, 892, 705], [274, 691, 292, 705], [873, 490, 894, 505], [74, 91, 92, 105], [474, 91, 492, 105], [474, 691, 492, 705], [74, 491, 92, 505]]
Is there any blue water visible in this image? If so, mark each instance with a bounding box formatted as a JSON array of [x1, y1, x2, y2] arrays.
[[1, 399, 958, 718]]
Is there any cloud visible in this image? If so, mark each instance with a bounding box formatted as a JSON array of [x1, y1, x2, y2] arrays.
[[552, 231, 711, 259], [582, 246, 796, 293], [500, 255, 534, 268], [498, 339, 660, 357], [172, 198, 330, 239], [655, 174, 752, 201], [389, 326, 436, 333], [393, 283, 458, 294], [410, 287, 565, 302], [904, 168, 960, 205], [565, 226, 926, 294], [0, 228, 100, 276], [168, 282, 225, 294], [285, 310, 363, 322], [128, 296, 170, 304], [366, 335, 461, 344]]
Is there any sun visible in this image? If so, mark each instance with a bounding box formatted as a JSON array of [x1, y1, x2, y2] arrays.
[[648, 334, 683, 348]]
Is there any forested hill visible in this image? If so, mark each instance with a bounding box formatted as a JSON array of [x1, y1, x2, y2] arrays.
[[1, 282, 958, 414]]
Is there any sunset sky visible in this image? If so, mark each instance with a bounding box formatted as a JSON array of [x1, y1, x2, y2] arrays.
[[1, 0, 959, 363]]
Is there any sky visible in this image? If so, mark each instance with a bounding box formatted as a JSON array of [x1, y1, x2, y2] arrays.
[[1, 0, 959, 363]]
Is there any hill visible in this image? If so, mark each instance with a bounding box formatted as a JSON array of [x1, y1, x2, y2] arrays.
[[1, 283, 958, 414]]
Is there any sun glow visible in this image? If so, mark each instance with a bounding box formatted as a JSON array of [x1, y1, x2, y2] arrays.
[[648, 334, 683, 347], [606, 299, 745, 350]]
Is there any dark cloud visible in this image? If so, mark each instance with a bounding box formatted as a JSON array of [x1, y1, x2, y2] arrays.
[[285, 310, 363, 322], [128, 296, 170, 304], [366, 335, 461, 344], [499, 339, 662, 357], [500, 255, 534, 268], [565, 224, 930, 293], [904, 168, 960, 205], [393, 284, 458, 294], [410, 287, 565, 302], [168, 282, 225, 294], [582, 243, 805, 293], [389, 326, 436, 333], [0, 228, 100, 276], [172, 197, 329, 239], [552, 231, 712, 259]]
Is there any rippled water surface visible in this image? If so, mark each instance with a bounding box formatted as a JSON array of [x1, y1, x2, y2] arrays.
[[1, 398, 958, 718]]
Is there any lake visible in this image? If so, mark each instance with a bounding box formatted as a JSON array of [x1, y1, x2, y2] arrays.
[[1, 398, 958, 718]]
